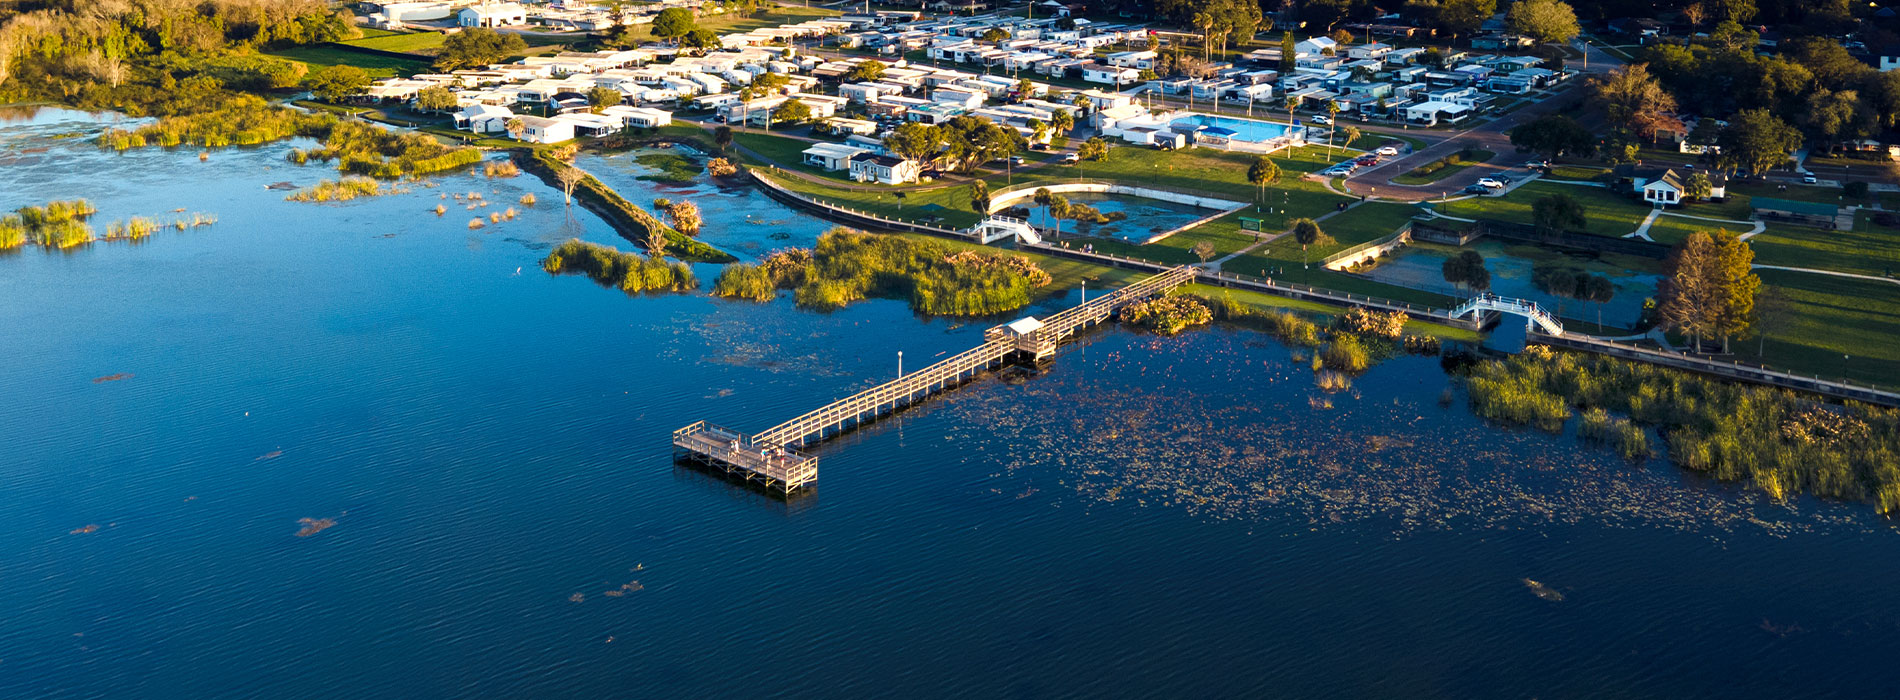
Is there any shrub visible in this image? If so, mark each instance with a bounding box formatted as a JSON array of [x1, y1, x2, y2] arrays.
[[287, 177, 388, 202], [715, 229, 1050, 315], [1120, 295, 1213, 335], [1336, 307, 1408, 340]]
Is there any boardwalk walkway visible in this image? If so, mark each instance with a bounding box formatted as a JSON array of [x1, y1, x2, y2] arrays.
[[674, 265, 1201, 493]]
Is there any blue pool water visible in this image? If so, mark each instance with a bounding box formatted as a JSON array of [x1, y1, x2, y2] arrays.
[[1172, 114, 1298, 143]]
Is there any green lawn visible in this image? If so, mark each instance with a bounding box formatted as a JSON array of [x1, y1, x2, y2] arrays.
[[1740, 271, 1900, 388], [1748, 222, 1900, 278], [1546, 164, 1609, 181], [267, 45, 428, 77], [1392, 149, 1495, 185], [1726, 181, 1861, 208], [1643, 215, 1747, 246], [341, 31, 447, 55], [1447, 181, 1652, 238]]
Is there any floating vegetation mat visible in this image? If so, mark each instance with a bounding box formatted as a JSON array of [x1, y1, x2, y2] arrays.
[[924, 330, 1875, 538]]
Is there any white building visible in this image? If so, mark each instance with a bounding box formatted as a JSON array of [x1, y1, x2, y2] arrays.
[[1081, 65, 1140, 86], [514, 115, 574, 143], [848, 153, 921, 185], [454, 104, 514, 133], [802, 142, 869, 171], [458, 3, 527, 28]]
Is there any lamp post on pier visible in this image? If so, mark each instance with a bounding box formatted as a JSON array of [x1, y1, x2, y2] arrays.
[[897, 351, 903, 379]]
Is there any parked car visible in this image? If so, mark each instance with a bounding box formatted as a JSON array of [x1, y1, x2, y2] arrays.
[[1377, 146, 1400, 156], [1803, 174, 1818, 184], [1009, 156, 1027, 165], [1310, 115, 1332, 125], [1477, 177, 1507, 189], [1062, 153, 1079, 164], [1523, 160, 1549, 170], [1464, 184, 1492, 194]]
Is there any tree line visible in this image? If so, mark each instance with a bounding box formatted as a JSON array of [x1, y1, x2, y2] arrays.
[[0, 0, 356, 114]]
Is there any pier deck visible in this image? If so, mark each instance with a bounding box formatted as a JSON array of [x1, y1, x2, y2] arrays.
[[674, 265, 1200, 493]]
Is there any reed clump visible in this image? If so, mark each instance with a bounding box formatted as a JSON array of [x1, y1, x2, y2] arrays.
[[6, 200, 99, 250], [542, 239, 697, 294], [1319, 333, 1371, 372], [483, 161, 521, 178], [287, 177, 389, 202]]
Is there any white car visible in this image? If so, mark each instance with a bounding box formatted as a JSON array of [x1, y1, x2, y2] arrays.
[[1476, 177, 1507, 189], [1377, 146, 1400, 156], [1310, 115, 1332, 125]]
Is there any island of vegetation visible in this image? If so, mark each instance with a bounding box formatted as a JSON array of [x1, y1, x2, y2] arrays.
[[711, 227, 1052, 315], [541, 239, 696, 294]]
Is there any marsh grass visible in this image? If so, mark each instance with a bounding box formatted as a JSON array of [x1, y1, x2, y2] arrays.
[[287, 177, 398, 202], [1466, 346, 1900, 508], [543, 239, 698, 294], [710, 228, 1050, 316]]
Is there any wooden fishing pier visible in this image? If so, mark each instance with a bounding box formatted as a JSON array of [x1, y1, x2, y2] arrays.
[[672, 265, 1200, 493]]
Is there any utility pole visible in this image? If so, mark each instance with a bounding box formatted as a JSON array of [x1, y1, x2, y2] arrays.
[[897, 351, 903, 379]]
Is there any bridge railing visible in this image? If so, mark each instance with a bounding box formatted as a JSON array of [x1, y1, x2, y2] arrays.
[[756, 339, 1013, 445]]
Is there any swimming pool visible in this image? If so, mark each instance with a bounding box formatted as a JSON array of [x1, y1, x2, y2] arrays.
[[1171, 114, 1301, 143]]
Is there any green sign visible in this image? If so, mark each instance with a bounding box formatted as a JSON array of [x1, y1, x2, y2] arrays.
[[1239, 216, 1263, 232]]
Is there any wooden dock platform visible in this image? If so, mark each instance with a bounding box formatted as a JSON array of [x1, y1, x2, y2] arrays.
[[673, 265, 1199, 493]]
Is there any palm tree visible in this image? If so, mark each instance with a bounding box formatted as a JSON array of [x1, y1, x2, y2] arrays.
[[505, 117, 526, 141], [1325, 102, 1342, 155], [1291, 217, 1329, 269], [1285, 96, 1299, 125]]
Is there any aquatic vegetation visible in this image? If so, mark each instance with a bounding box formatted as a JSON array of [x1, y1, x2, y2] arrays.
[[1194, 293, 1321, 346], [541, 239, 698, 294], [1579, 407, 1651, 459], [483, 161, 521, 178], [101, 96, 331, 149], [711, 229, 1051, 316], [287, 177, 393, 202], [301, 121, 482, 179], [1522, 579, 1565, 602], [105, 217, 159, 240], [1334, 308, 1408, 340], [295, 518, 336, 537], [6, 200, 101, 249], [706, 157, 739, 177], [711, 263, 779, 301], [520, 193, 537, 206], [634, 152, 703, 182], [1319, 334, 1371, 372], [468, 218, 484, 230], [1121, 295, 1213, 336], [1465, 346, 1900, 509], [1402, 334, 1442, 355], [435, 204, 447, 216], [0, 215, 25, 250], [1314, 370, 1352, 392]]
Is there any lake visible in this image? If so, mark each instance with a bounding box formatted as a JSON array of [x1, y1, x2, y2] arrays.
[[4, 108, 1898, 699]]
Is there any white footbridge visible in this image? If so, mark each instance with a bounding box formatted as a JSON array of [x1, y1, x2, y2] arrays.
[[968, 216, 1042, 245], [1451, 294, 1564, 336]]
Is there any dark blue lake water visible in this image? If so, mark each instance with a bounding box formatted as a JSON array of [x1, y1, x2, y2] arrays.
[[4, 108, 1898, 699]]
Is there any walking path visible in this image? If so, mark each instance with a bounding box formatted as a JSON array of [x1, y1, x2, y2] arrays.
[[1752, 265, 1900, 285], [1625, 208, 1661, 241]]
